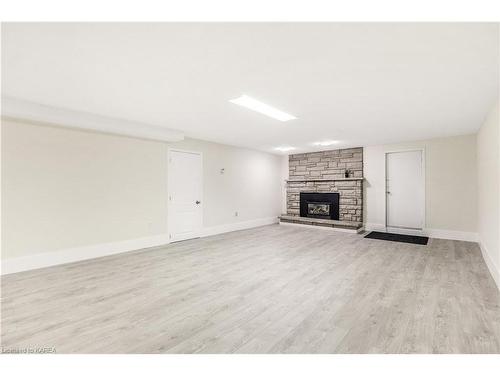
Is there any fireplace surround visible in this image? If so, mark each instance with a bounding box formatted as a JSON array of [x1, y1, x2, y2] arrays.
[[286, 147, 363, 223]]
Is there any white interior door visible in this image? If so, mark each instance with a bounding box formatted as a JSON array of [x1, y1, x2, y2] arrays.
[[386, 150, 424, 230], [168, 149, 203, 242]]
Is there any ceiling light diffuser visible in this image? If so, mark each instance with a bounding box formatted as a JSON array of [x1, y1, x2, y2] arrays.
[[229, 95, 296, 122], [313, 140, 339, 146], [274, 146, 296, 152]]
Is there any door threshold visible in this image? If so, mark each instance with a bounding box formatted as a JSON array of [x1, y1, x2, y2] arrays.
[[385, 226, 424, 236]]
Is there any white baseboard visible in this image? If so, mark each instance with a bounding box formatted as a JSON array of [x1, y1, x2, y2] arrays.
[[364, 223, 478, 242], [424, 228, 478, 242], [1, 234, 171, 275], [478, 240, 500, 291], [2, 217, 279, 275], [199, 216, 278, 237], [364, 223, 387, 232]]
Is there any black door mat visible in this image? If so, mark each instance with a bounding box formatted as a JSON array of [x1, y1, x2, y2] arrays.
[[364, 231, 429, 245]]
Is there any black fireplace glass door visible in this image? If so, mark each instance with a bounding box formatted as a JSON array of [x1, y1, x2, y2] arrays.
[[300, 192, 339, 220]]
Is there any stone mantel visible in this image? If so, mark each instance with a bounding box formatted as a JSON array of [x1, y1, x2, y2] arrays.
[[286, 177, 364, 183]]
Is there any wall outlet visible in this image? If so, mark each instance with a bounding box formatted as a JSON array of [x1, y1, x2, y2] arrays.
[[234, 211, 238, 217]]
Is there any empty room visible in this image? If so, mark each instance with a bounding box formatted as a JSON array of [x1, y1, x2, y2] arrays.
[[1, 20, 500, 361]]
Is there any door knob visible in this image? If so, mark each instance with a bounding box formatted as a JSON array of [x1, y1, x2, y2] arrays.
[[387, 191, 391, 194], [196, 200, 201, 204]]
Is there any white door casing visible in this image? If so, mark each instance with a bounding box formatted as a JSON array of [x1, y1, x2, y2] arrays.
[[385, 150, 425, 230], [168, 149, 203, 242]]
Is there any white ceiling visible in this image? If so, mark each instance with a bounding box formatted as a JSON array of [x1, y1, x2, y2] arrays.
[[2, 23, 498, 154]]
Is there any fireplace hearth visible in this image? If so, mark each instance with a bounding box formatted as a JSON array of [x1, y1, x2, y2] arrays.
[[300, 192, 339, 220]]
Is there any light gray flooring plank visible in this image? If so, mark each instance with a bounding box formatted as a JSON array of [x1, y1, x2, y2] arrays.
[[1, 224, 499, 353]]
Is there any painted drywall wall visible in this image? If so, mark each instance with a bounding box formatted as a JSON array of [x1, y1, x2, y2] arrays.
[[1, 118, 168, 259], [477, 101, 500, 288], [1, 119, 283, 261], [364, 134, 478, 239], [166, 138, 283, 229]]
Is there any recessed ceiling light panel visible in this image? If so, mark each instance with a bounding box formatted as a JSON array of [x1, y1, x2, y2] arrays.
[[274, 146, 296, 152], [229, 95, 297, 122], [313, 140, 339, 147]]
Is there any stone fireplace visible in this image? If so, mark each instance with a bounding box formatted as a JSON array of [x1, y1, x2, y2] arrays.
[[283, 147, 363, 228]]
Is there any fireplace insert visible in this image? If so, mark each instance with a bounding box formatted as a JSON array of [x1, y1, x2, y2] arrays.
[[300, 192, 339, 220]]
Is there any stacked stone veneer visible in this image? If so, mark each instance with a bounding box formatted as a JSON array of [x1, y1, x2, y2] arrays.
[[287, 147, 363, 222]]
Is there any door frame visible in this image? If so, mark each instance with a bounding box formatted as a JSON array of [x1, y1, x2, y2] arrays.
[[384, 148, 426, 234], [167, 147, 204, 241]]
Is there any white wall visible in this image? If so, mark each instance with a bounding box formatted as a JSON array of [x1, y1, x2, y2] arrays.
[[364, 134, 478, 241], [1, 119, 283, 271], [2, 118, 168, 259], [166, 137, 283, 229], [477, 101, 500, 288]]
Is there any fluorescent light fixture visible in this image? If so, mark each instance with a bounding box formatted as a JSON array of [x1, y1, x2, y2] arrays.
[[229, 95, 297, 122], [313, 140, 339, 147], [275, 146, 296, 152]]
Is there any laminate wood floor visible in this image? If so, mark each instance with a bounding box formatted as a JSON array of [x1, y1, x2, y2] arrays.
[[1, 224, 499, 353]]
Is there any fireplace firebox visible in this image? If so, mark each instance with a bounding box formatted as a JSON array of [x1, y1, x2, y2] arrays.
[[300, 192, 339, 220]]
